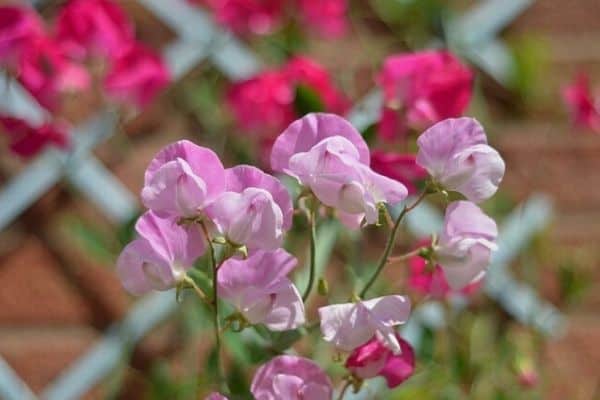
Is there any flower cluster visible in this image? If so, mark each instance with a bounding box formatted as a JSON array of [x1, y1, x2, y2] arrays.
[[0, 1, 169, 158], [190, 0, 348, 38], [117, 111, 504, 399], [563, 72, 600, 133]]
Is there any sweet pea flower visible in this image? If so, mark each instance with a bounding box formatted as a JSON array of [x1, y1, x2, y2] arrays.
[[319, 295, 411, 353], [141, 140, 226, 219], [370, 151, 428, 195], [346, 334, 415, 388], [251, 355, 333, 400], [205, 393, 228, 400], [378, 50, 473, 140], [0, 116, 68, 158], [0, 5, 43, 66], [297, 0, 348, 39], [17, 37, 90, 110], [434, 201, 498, 290], [562, 73, 600, 132], [272, 113, 407, 228], [416, 117, 505, 203], [218, 249, 304, 330], [116, 211, 205, 295], [196, 0, 285, 36], [55, 0, 134, 60], [103, 42, 170, 109]]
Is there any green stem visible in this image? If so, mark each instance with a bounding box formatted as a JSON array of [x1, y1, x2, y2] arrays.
[[199, 221, 228, 393], [336, 380, 352, 400], [302, 206, 317, 302], [183, 275, 212, 308], [359, 191, 428, 298]]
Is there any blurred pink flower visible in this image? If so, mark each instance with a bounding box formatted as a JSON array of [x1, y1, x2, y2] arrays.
[[0, 5, 43, 66], [141, 140, 226, 219], [205, 394, 228, 400], [296, 0, 348, 38], [195, 0, 285, 35], [370, 151, 428, 195], [218, 249, 304, 330], [251, 355, 332, 400], [435, 201, 498, 290], [319, 295, 411, 353], [416, 117, 505, 203], [55, 0, 134, 60], [346, 333, 415, 388], [17, 36, 90, 110], [0, 116, 68, 157], [116, 211, 206, 295], [378, 50, 473, 141], [227, 56, 348, 140], [103, 42, 170, 109], [562, 73, 600, 132]]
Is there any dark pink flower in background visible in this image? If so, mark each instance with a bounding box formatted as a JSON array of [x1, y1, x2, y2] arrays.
[[296, 0, 348, 39], [284, 56, 350, 114], [196, 0, 285, 35], [0, 5, 43, 66], [227, 56, 348, 140], [370, 151, 428, 195], [103, 42, 170, 109], [378, 50, 473, 141], [346, 334, 415, 388], [55, 0, 134, 60], [0, 116, 68, 158], [562, 73, 600, 133], [17, 37, 90, 110]]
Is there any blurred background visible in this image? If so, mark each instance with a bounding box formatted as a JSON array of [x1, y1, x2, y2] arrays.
[[0, 0, 599, 399]]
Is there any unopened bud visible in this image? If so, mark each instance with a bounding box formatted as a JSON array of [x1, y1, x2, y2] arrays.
[[318, 277, 329, 296]]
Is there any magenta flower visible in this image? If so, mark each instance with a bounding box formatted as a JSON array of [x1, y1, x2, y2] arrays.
[[218, 249, 304, 330], [196, 0, 285, 36], [116, 211, 205, 295], [378, 50, 473, 140], [434, 201, 498, 290], [297, 0, 348, 39], [251, 355, 332, 400], [103, 42, 170, 109], [55, 0, 134, 60], [0, 116, 68, 158], [416, 117, 505, 203], [206, 165, 291, 249], [272, 113, 407, 228], [0, 5, 43, 66], [318, 295, 411, 353], [141, 140, 226, 219], [562, 73, 600, 132], [346, 334, 415, 388], [370, 151, 428, 195], [17, 37, 90, 110]]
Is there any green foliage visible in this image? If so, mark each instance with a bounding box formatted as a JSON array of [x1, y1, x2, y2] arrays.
[[294, 84, 326, 116]]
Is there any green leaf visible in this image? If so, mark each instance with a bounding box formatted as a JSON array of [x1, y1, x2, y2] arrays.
[[293, 84, 325, 116]]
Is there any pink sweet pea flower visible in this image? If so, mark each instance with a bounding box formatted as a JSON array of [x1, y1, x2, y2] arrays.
[[205, 393, 228, 400], [370, 151, 428, 195], [116, 211, 205, 295], [346, 333, 415, 388], [378, 50, 473, 141], [272, 113, 407, 228], [434, 201, 498, 290], [103, 42, 170, 109], [416, 117, 505, 203], [0, 116, 68, 158], [284, 56, 350, 115], [197, 0, 285, 35], [0, 5, 43, 66], [141, 140, 226, 219], [251, 355, 333, 400], [55, 0, 134, 60], [218, 249, 305, 330], [296, 0, 348, 39], [17, 36, 90, 110], [562, 73, 600, 132], [318, 295, 411, 353]]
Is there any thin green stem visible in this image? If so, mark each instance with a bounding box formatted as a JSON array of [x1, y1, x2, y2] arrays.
[[336, 380, 352, 400], [183, 275, 212, 308], [302, 206, 317, 302], [359, 191, 429, 298], [199, 221, 228, 393], [386, 247, 427, 265]]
